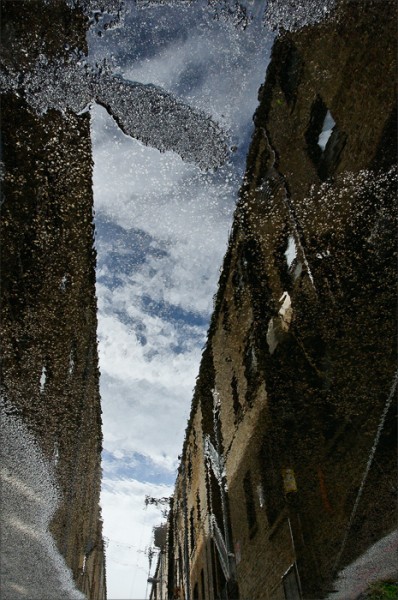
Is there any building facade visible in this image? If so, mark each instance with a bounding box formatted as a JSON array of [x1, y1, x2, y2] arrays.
[[165, 1, 397, 599], [1, 1, 106, 597]]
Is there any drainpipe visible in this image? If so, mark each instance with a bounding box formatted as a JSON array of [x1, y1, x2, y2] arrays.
[[160, 549, 163, 600], [182, 463, 191, 600]]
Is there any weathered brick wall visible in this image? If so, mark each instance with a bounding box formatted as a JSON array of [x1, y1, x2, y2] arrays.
[[1, 2, 106, 597], [216, 3, 396, 598], [172, 403, 217, 600], [168, 1, 396, 599]]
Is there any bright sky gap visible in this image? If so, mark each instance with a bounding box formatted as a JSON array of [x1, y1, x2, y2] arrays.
[[89, 3, 272, 597]]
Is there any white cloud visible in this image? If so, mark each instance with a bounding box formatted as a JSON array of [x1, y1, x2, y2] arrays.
[[100, 375, 192, 470], [97, 306, 203, 469], [123, 14, 270, 136], [90, 6, 273, 599], [101, 478, 174, 600], [92, 109, 236, 316]]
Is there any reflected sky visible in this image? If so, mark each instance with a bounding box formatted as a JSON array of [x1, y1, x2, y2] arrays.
[[88, 2, 272, 597]]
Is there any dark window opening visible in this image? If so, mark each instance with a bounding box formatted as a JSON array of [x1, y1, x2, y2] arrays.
[[68, 339, 77, 376], [200, 568, 206, 600], [193, 582, 199, 600], [192, 428, 198, 453], [243, 470, 258, 538], [187, 455, 193, 486], [305, 95, 329, 164], [284, 235, 300, 277], [178, 543, 183, 582], [305, 95, 347, 181], [210, 539, 227, 600], [233, 240, 263, 309], [190, 507, 195, 553], [259, 436, 285, 527], [231, 374, 242, 421], [196, 490, 201, 522], [235, 238, 274, 332], [198, 346, 216, 438], [273, 228, 295, 294], [232, 259, 246, 308]]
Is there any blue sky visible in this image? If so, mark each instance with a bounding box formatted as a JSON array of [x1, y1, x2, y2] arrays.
[[88, 2, 273, 597], [102, 450, 176, 486], [0, 2, 340, 599]]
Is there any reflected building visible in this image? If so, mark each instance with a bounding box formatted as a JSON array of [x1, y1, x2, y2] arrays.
[[163, 1, 397, 599], [1, 1, 106, 597]]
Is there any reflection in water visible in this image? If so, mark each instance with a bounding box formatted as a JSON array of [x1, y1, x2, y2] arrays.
[[0, 1, 396, 599], [164, 2, 397, 600], [0, 399, 85, 600]]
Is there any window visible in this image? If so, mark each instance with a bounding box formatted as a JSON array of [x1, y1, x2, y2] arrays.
[[305, 95, 346, 180], [284, 235, 297, 270], [231, 375, 242, 421], [317, 110, 336, 151], [190, 507, 195, 552], [200, 568, 206, 600], [196, 490, 201, 522], [232, 255, 246, 308], [243, 471, 258, 538], [187, 455, 193, 487], [259, 437, 285, 526], [222, 299, 231, 333], [193, 582, 199, 600]]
